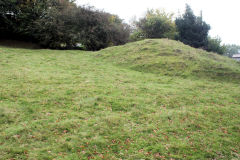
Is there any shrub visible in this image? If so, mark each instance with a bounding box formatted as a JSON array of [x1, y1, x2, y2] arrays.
[[0, 0, 130, 50], [133, 9, 177, 40], [224, 44, 240, 57], [72, 7, 130, 50], [129, 31, 146, 42], [206, 36, 226, 55]]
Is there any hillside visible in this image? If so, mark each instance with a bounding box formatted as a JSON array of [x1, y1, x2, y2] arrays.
[[0, 40, 239, 159], [97, 39, 240, 82]]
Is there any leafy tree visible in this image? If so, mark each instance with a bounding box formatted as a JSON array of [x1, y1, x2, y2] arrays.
[[206, 36, 226, 55], [0, 0, 130, 50], [132, 9, 177, 41], [33, 0, 79, 49], [0, 0, 49, 40], [107, 15, 130, 46], [175, 4, 210, 48], [73, 7, 130, 50], [224, 44, 240, 57]]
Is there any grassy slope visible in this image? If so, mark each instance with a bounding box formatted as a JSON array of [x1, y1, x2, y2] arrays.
[[0, 39, 239, 159], [98, 39, 240, 82]]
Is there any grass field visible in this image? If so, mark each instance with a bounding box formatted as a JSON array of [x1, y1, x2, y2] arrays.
[[0, 39, 239, 159]]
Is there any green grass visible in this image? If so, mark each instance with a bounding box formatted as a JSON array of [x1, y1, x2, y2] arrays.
[[0, 39, 239, 159]]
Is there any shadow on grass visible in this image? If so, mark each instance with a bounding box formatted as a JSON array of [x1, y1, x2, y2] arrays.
[[0, 39, 42, 49]]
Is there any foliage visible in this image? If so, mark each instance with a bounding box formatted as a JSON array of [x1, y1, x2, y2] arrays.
[[0, 40, 240, 159], [175, 4, 210, 48], [0, 0, 48, 40], [132, 9, 177, 41], [73, 8, 130, 50], [0, 0, 130, 50], [129, 31, 146, 42], [206, 36, 226, 55], [33, 0, 78, 49], [224, 44, 240, 57]]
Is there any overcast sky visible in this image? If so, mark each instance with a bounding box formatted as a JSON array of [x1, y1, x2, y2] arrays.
[[76, 0, 240, 45]]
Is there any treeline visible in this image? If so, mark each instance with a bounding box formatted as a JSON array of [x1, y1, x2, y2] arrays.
[[0, 1, 238, 54], [130, 5, 228, 55], [224, 44, 240, 57], [0, 0, 130, 50]]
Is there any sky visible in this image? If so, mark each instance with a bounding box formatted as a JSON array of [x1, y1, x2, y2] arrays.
[[76, 0, 240, 45]]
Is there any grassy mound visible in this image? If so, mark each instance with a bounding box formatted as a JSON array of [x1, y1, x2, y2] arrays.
[[0, 40, 239, 159], [97, 39, 240, 81]]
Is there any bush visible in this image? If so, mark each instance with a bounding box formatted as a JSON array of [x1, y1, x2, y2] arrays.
[[0, 0, 130, 50], [224, 44, 240, 57], [74, 8, 130, 50], [206, 36, 226, 55], [132, 9, 177, 41], [33, 1, 79, 49], [129, 31, 146, 42], [0, 0, 48, 41]]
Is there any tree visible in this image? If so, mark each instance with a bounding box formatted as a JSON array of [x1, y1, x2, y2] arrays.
[[206, 36, 226, 55], [0, 0, 130, 50], [175, 4, 210, 48], [132, 9, 177, 41], [73, 7, 130, 50], [33, 0, 79, 49], [224, 44, 240, 57], [0, 0, 49, 40]]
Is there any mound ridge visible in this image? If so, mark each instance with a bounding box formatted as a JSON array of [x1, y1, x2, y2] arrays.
[[97, 39, 240, 82]]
